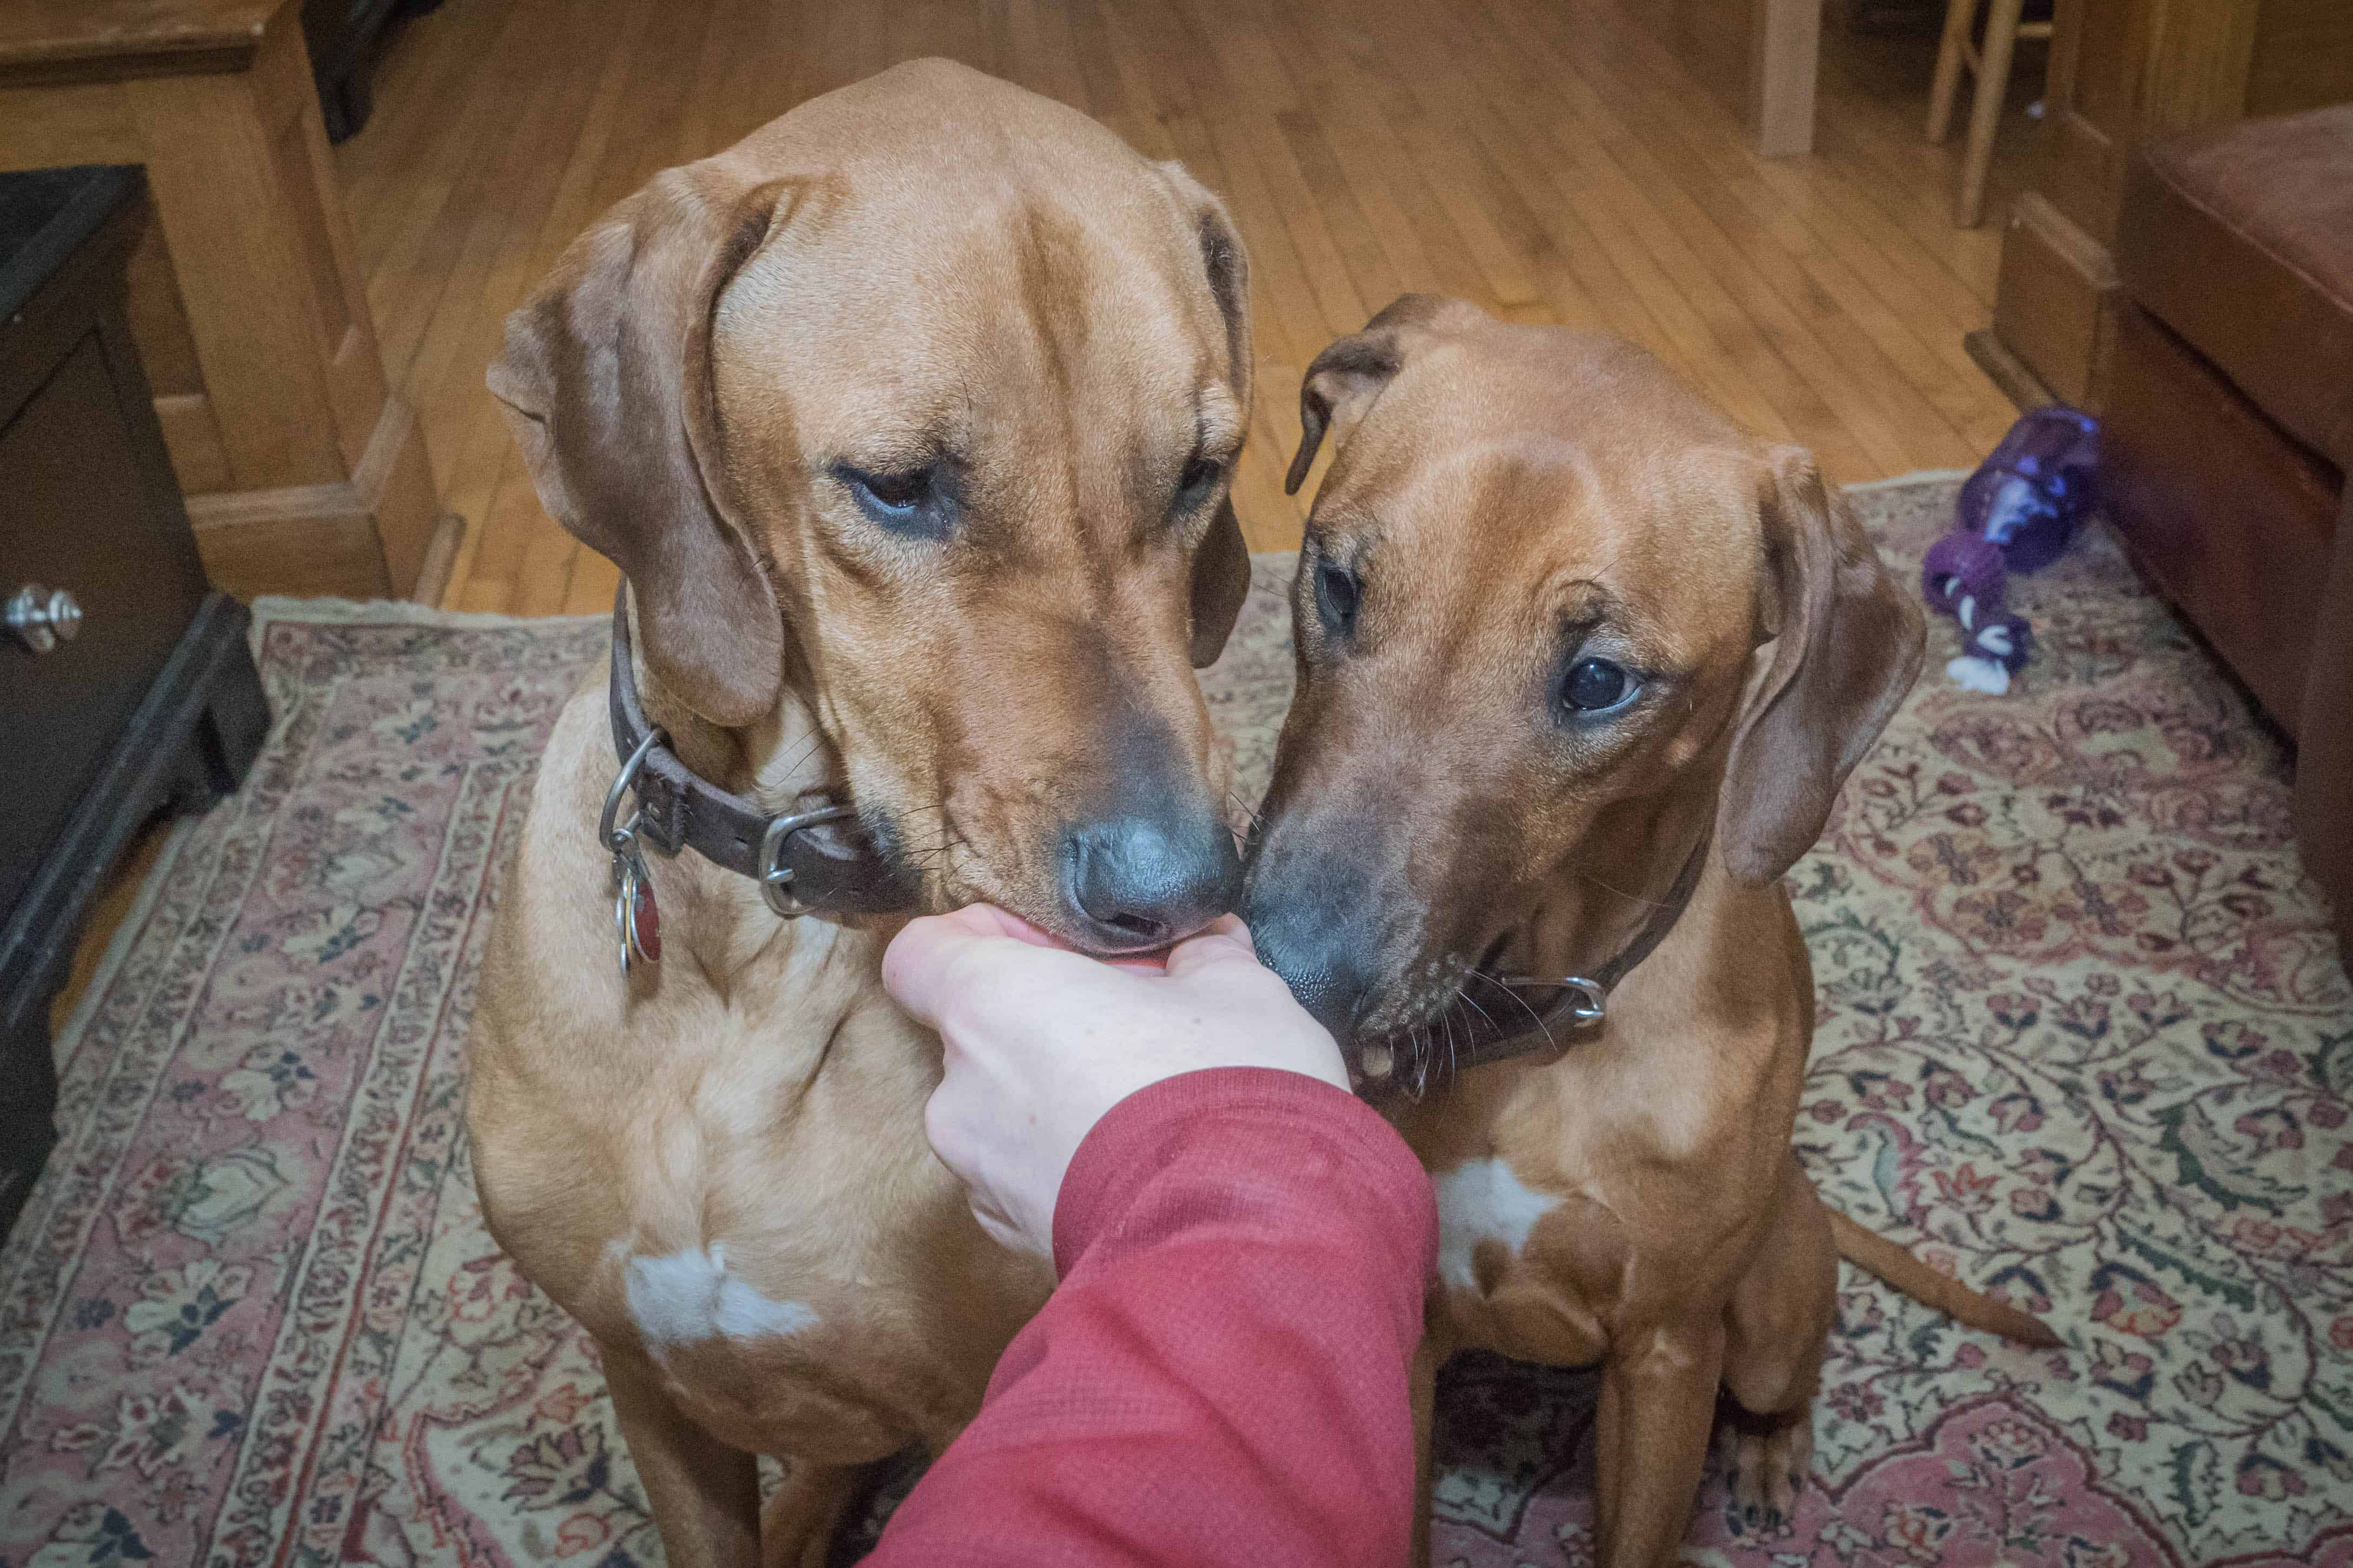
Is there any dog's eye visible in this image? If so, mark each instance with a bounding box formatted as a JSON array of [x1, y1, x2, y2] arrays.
[[1175, 454, 1223, 510], [835, 464, 939, 528], [1561, 657, 1636, 713], [1315, 561, 1361, 637]]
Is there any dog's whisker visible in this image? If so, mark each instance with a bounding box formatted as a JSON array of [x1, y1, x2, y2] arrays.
[[766, 730, 829, 792], [1572, 865, 1675, 910], [1470, 969, 1559, 1056]]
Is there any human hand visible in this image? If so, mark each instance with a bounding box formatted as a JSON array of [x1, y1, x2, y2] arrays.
[[882, 905, 1347, 1258]]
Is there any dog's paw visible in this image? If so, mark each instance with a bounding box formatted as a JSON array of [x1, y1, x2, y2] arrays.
[[1720, 1410, 1812, 1537]]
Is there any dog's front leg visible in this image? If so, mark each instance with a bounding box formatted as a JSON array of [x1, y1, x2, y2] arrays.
[[759, 1459, 863, 1568], [604, 1350, 762, 1568], [1717, 1159, 1836, 1536], [1593, 1320, 1724, 1568]]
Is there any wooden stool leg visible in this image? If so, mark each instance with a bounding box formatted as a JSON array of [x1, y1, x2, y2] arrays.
[[1956, 0, 2025, 225], [1925, 0, 1976, 143]]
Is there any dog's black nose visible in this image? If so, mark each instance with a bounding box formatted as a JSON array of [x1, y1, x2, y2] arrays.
[[1240, 869, 1379, 1041], [1062, 812, 1242, 950]]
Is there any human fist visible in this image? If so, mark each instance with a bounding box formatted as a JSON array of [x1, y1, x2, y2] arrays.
[[882, 906, 1346, 1258]]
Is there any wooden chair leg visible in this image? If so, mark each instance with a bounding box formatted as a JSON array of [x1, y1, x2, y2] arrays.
[[1956, 0, 2025, 226], [1925, 0, 1976, 143]]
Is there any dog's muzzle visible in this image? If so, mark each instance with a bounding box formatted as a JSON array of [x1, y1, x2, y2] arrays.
[[1348, 833, 1710, 1099]]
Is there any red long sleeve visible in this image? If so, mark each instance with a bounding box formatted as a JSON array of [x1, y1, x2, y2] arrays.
[[867, 1066, 1438, 1567]]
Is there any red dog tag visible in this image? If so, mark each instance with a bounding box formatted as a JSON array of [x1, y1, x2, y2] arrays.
[[628, 873, 661, 964], [614, 851, 661, 972]]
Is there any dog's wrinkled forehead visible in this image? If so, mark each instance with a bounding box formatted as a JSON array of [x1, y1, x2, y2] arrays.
[[707, 135, 1245, 492], [1324, 361, 1770, 664]]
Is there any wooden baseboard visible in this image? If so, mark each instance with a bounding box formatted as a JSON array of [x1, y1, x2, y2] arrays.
[[1964, 328, 2058, 413], [184, 509, 390, 599], [180, 393, 444, 598]]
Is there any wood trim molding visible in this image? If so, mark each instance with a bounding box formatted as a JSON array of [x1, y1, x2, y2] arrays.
[[0, 3, 282, 88], [181, 392, 441, 598]]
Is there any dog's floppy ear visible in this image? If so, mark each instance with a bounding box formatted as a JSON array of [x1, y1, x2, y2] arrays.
[[1162, 163, 1255, 668], [1191, 497, 1251, 668], [488, 165, 799, 728], [1716, 448, 1926, 885], [1285, 293, 1454, 496]]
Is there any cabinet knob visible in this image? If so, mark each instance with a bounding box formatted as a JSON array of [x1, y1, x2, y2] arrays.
[[5, 585, 83, 654]]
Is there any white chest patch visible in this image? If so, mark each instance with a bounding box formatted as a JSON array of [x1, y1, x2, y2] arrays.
[[1432, 1158, 1561, 1293], [621, 1243, 821, 1346]]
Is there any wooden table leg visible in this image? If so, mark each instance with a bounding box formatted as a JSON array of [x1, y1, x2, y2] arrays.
[[1958, 0, 2028, 225], [1925, 0, 1977, 143], [1750, 0, 1823, 157]]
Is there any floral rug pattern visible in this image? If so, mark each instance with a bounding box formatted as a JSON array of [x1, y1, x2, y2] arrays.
[[1, 478, 2347, 1568]]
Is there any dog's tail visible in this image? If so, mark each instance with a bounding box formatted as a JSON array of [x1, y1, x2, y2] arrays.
[[1827, 1209, 2064, 1349]]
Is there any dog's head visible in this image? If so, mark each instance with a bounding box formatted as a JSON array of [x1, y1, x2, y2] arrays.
[[1242, 297, 1923, 1062], [489, 61, 1254, 951]]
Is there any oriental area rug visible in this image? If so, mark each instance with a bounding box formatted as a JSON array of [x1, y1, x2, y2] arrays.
[[1, 476, 2347, 1567]]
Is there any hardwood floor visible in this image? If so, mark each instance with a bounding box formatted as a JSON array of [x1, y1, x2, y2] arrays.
[[334, 0, 2042, 611]]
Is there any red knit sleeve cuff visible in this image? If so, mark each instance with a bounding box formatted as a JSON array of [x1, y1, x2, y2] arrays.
[[1049, 1065, 1431, 1277]]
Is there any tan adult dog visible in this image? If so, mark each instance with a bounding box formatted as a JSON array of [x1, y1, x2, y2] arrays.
[[1242, 296, 2060, 1568], [464, 61, 1259, 1567]]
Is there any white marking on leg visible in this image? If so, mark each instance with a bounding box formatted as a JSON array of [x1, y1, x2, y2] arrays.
[[624, 1242, 821, 1346], [1433, 1158, 1561, 1293]]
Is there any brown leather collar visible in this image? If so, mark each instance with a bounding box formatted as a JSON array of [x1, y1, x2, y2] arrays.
[[606, 591, 916, 922], [1357, 829, 1713, 1098]]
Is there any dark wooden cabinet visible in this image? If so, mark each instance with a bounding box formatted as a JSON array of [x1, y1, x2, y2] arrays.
[[0, 166, 269, 1241]]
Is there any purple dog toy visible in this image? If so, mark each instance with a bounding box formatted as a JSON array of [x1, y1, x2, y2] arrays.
[[1922, 406, 2097, 694]]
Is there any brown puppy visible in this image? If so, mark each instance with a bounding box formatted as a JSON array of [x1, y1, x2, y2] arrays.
[[466, 62, 1255, 1567], [1243, 296, 2058, 1568]]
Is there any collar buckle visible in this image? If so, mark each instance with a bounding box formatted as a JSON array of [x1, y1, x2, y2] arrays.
[[1551, 976, 1608, 1026], [607, 585, 912, 922], [759, 804, 860, 918]]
